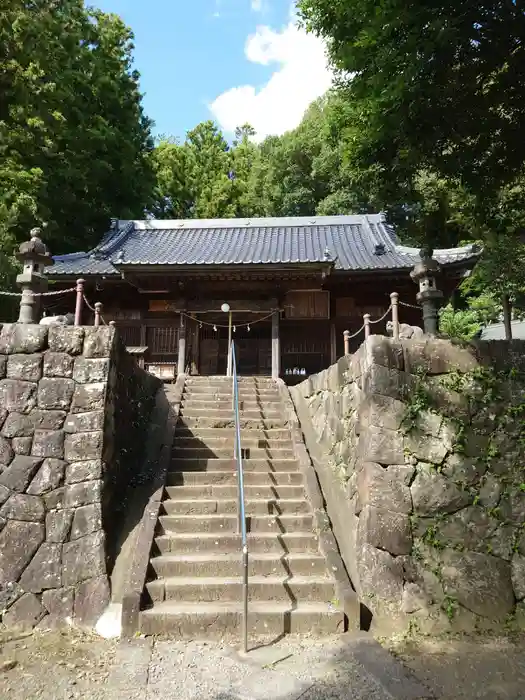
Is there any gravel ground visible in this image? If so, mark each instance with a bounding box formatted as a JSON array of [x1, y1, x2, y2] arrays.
[[0, 627, 116, 700], [109, 634, 416, 700], [2, 628, 525, 700]]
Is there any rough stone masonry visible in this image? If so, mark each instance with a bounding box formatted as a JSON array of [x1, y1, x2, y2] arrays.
[[291, 336, 525, 636], [0, 323, 160, 630]]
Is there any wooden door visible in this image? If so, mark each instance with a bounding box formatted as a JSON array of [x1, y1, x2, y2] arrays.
[[200, 338, 219, 375]]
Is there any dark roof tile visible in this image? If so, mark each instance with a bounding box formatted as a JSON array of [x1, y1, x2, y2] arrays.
[[49, 215, 480, 276]]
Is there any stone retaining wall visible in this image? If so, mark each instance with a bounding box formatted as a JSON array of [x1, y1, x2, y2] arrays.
[[291, 336, 525, 635], [0, 323, 161, 630]]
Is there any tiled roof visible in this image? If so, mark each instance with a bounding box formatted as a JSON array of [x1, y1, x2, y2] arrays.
[[49, 215, 480, 276]]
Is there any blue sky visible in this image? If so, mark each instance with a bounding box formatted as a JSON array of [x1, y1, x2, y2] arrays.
[[94, 0, 332, 142]]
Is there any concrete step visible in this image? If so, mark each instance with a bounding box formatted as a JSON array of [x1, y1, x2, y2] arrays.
[[183, 385, 279, 396], [185, 376, 275, 383], [174, 427, 291, 441], [165, 484, 305, 500], [180, 408, 283, 420], [159, 513, 314, 534], [168, 459, 300, 473], [166, 470, 303, 486], [150, 552, 328, 578], [178, 417, 288, 430], [146, 575, 336, 603], [171, 447, 295, 459], [139, 601, 344, 637], [174, 436, 293, 449], [154, 532, 319, 555], [182, 397, 282, 408], [162, 498, 312, 516]]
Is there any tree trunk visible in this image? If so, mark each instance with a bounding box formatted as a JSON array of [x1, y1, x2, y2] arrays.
[[502, 294, 513, 340]]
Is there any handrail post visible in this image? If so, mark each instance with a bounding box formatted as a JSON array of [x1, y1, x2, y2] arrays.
[[343, 330, 350, 355], [94, 302, 102, 327], [74, 278, 85, 326], [390, 292, 400, 339], [364, 313, 371, 339]]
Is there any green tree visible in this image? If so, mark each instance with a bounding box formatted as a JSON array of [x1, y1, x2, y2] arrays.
[[0, 0, 153, 282], [298, 0, 525, 196]]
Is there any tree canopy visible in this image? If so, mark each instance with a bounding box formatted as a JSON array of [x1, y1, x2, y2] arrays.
[[298, 0, 525, 196], [2, 1, 525, 337], [0, 0, 153, 296]]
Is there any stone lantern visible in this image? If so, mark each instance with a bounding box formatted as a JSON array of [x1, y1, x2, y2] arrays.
[[16, 227, 54, 324], [410, 247, 444, 335]]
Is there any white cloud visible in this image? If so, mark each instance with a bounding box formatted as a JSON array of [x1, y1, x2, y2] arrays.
[[209, 14, 333, 142], [250, 0, 263, 11]]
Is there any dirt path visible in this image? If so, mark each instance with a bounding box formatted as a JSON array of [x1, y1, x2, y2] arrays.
[[2, 627, 525, 700], [0, 627, 116, 700]]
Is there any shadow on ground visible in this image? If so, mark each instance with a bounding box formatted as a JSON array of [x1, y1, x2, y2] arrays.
[[390, 633, 525, 700]]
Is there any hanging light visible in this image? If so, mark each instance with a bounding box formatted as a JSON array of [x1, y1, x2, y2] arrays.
[[199, 322, 203, 329], [213, 325, 217, 332], [233, 326, 236, 333], [247, 324, 251, 332]]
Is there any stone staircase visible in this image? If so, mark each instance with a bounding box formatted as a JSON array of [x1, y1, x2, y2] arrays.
[[140, 376, 344, 638]]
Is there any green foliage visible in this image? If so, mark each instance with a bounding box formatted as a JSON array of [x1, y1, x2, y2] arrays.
[[0, 0, 153, 289], [298, 0, 525, 195], [439, 305, 482, 342], [401, 368, 434, 433]]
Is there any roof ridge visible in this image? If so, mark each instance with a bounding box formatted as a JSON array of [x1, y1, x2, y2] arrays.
[[127, 215, 373, 230], [93, 220, 135, 258]]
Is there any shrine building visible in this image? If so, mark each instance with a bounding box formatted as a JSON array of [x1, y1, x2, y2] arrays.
[[46, 215, 480, 381]]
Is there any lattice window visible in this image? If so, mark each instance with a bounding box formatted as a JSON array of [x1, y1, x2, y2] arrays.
[[118, 325, 141, 347], [146, 326, 179, 355]]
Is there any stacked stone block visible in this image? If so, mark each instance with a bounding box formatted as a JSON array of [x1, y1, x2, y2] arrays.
[[291, 336, 525, 635], [0, 323, 160, 630]]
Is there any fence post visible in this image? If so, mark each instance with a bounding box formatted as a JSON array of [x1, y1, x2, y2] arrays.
[[343, 330, 350, 355], [94, 302, 102, 327], [74, 279, 85, 326], [390, 292, 400, 340], [364, 314, 371, 339]]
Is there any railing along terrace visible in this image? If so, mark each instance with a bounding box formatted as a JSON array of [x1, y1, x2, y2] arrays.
[[0, 277, 109, 327], [342, 292, 421, 354]]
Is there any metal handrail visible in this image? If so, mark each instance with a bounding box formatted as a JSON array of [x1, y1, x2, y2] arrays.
[[231, 340, 249, 653]]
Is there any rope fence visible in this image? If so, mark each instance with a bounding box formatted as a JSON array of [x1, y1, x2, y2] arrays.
[[342, 292, 422, 354], [0, 287, 77, 297], [2, 277, 423, 342]]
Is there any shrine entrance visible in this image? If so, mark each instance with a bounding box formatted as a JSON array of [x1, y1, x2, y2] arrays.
[[195, 315, 272, 376]]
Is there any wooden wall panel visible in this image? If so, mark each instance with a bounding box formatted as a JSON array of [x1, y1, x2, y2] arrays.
[[284, 291, 329, 319], [335, 297, 355, 317]]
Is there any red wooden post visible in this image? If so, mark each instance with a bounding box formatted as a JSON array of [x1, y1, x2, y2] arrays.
[[343, 330, 350, 355], [364, 314, 371, 339], [94, 302, 102, 327], [390, 292, 400, 339], [74, 279, 85, 326]]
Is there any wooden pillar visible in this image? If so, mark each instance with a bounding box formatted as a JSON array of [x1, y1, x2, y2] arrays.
[[271, 310, 280, 379], [177, 313, 186, 376], [330, 322, 337, 364], [191, 313, 199, 375]]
